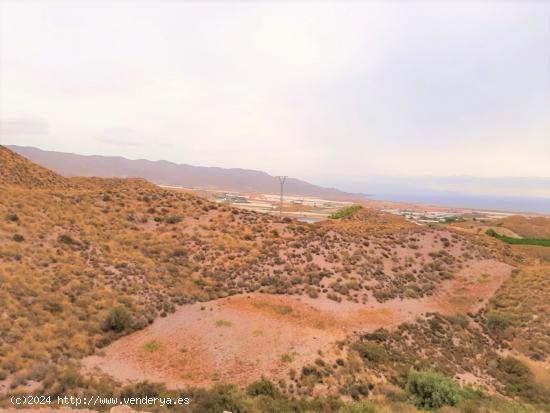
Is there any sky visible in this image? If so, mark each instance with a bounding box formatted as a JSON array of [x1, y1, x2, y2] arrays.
[[0, 0, 549, 199]]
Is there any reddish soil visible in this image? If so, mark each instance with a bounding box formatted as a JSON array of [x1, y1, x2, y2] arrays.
[[83, 259, 512, 389]]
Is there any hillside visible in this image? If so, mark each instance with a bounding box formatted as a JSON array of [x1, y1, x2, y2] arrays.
[[495, 215, 550, 239], [8, 145, 361, 199], [0, 146, 548, 412], [0, 146, 70, 189]]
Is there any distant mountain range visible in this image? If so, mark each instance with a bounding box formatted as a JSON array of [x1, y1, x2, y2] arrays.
[[8, 145, 362, 199]]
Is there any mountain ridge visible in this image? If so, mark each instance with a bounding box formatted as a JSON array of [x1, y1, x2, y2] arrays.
[[7, 145, 363, 199]]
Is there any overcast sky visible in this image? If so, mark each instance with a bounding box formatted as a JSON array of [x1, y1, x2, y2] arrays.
[[0, 0, 549, 193]]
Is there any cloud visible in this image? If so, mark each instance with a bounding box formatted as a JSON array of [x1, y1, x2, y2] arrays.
[[0, 1, 548, 181], [96, 128, 142, 147], [0, 117, 49, 138], [95, 128, 175, 149]]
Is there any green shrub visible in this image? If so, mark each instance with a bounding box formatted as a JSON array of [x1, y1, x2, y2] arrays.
[[486, 313, 512, 333], [5, 213, 19, 222], [301, 365, 322, 379], [344, 382, 371, 400], [12, 234, 25, 242], [191, 384, 251, 413], [55, 366, 85, 393], [246, 378, 279, 398], [364, 328, 389, 342], [44, 301, 63, 313], [142, 340, 160, 352], [307, 287, 319, 298], [496, 356, 531, 395], [492, 356, 544, 400], [352, 342, 386, 362], [170, 248, 187, 257], [120, 381, 165, 399], [215, 319, 232, 327], [281, 353, 293, 363], [101, 306, 132, 333], [57, 234, 76, 245], [165, 216, 182, 224], [406, 370, 460, 409]]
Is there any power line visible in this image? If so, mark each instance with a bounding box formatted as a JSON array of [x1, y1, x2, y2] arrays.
[[278, 176, 287, 216]]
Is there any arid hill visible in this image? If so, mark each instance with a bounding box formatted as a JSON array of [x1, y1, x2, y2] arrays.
[[495, 215, 550, 239], [0, 146, 70, 189], [0, 146, 548, 412]]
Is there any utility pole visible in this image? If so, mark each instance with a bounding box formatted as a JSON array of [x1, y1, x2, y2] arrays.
[[278, 176, 287, 216]]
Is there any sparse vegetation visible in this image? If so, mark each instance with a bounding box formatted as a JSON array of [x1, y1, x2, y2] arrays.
[[485, 312, 512, 334], [143, 340, 160, 352], [490, 356, 548, 402], [337, 400, 377, 413], [4, 213, 19, 222], [281, 353, 294, 363], [215, 319, 232, 327], [352, 342, 386, 362], [1, 146, 548, 412], [57, 233, 77, 245], [486, 265, 550, 362]]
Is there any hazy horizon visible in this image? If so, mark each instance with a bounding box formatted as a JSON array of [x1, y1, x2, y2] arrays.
[[7, 143, 550, 214], [1, 1, 549, 207]]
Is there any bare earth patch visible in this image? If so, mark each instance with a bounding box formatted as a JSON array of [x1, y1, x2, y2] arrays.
[[83, 260, 512, 388]]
